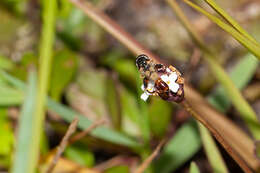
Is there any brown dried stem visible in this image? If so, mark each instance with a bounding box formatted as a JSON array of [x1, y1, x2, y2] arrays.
[[68, 0, 259, 171], [181, 100, 252, 173], [134, 139, 166, 173], [69, 0, 160, 62], [45, 118, 79, 173], [69, 119, 106, 145]]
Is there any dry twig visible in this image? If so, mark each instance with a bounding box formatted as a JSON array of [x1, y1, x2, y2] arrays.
[[69, 119, 106, 145], [134, 139, 166, 173], [46, 118, 79, 173], [181, 100, 253, 173], [68, 0, 259, 171]]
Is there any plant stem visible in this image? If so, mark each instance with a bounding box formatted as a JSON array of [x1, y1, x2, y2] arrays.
[[167, 0, 260, 140], [68, 0, 259, 170], [181, 100, 252, 173], [29, 0, 57, 172]]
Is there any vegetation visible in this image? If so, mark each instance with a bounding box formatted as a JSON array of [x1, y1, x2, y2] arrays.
[[0, 0, 259, 172]]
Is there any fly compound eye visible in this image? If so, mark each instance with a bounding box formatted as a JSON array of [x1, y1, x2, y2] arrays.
[[136, 54, 150, 70]]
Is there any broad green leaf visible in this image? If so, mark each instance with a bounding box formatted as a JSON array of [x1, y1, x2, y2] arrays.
[[77, 69, 107, 99], [64, 146, 95, 167], [105, 76, 121, 130], [103, 55, 150, 141], [12, 71, 37, 173], [189, 162, 200, 173], [102, 53, 138, 89], [149, 97, 172, 137], [208, 54, 258, 112], [154, 120, 201, 173], [120, 86, 142, 137], [50, 50, 77, 101]]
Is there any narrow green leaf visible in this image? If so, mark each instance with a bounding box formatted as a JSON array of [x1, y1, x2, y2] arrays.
[[183, 0, 260, 59], [208, 54, 258, 112], [206, 56, 260, 139], [0, 71, 141, 148], [169, 0, 260, 139], [199, 54, 257, 173], [0, 84, 24, 106], [198, 124, 228, 173], [203, 0, 260, 47], [47, 99, 140, 148], [189, 162, 200, 173], [12, 71, 37, 173], [154, 120, 201, 173]]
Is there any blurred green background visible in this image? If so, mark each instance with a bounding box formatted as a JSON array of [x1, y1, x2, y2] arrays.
[[0, 0, 260, 173]]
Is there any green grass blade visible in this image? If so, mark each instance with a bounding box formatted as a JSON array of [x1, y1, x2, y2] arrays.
[[202, 54, 258, 173], [11, 71, 37, 173], [154, 120, 201, 173], [198, 124, 228, 173], [189, 162, 200, 173], [205, 56, 260, 139], [183, 0, 260, 59], [208, 54, 259, 112], [203, 0, 260, 47], [169, 0, 260, 140], [47, 99, 140, 147], [0, 71, 140, 148], [31, 0, 57, 171], [0, 70, 26, 90], [0, 84, 23, 106]]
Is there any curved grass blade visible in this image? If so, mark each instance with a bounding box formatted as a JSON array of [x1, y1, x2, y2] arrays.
[[182, 0, 260, 59], [198, 124, 228, 173], [168, 0, 260, 140], [11, 71, 37, 173], [0, 71, 140, 148], [208, 54, 258, 112], [0, 84, 23, 106], [203, 0, 260, 47], [47, 99, 141, 147]]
